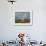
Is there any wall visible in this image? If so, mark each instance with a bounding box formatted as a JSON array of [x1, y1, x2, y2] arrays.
[[0, 0, 46, 42]]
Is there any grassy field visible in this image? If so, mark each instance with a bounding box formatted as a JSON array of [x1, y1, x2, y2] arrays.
[[15, 19, 30, 23]]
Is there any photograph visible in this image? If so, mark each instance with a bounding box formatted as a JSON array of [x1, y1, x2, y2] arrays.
[[15, 12, 30, 23], [15, 11, 32, 26]]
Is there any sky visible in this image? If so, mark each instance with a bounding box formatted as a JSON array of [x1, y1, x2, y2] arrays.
[[15, 12, 30, 20]]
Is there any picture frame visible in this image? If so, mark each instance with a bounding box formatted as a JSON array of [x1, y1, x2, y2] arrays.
[[14, 10, 33, 26]]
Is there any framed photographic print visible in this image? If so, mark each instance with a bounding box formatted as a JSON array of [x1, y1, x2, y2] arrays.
[[15, 10, 33, 26]]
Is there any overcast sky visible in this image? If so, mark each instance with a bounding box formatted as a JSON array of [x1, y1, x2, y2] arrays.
[[15, 12, 30, 20]]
